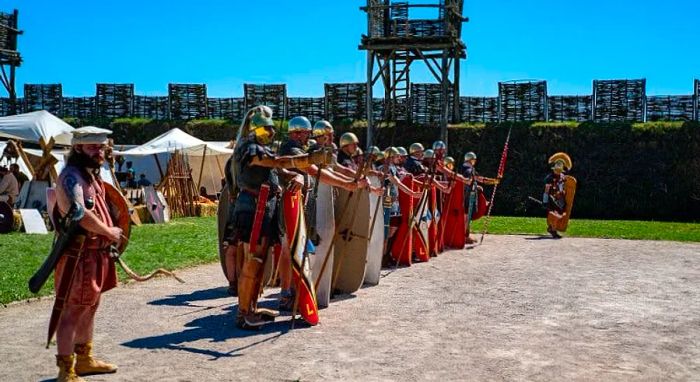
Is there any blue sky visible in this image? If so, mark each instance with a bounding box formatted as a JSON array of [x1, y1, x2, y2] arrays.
[[4, 0, 699, 97]]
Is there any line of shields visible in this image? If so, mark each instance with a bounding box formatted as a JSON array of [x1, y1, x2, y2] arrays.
[[217, 152, 494, 328]]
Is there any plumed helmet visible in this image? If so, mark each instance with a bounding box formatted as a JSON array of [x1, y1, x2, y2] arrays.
[[423, 149, 435, 159], [396, 146, 408, 156], [409, 143, 425, 155], [312, 120, 333, 137], [339, 132, 359, 148], [432, 140, 447, 151], [288, 116, 312, 133], [463, 151, 477, 162], [548, 152, 572, 170]]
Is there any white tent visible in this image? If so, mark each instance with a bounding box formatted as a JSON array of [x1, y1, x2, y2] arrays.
[[5, 146, 114, 186], [0, 110, 75, 146], [115, 128, 232, 196], [0, 141, 33, 177]]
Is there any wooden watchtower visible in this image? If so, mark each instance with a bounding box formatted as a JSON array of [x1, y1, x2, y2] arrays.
[[0, 9, 21, 115], [360, 0, 467, 146]]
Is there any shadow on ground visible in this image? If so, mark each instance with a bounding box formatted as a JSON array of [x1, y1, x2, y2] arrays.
[[123, 289, 313, 360], [149, 287, 231, 307], [524, 235, 560, 240]]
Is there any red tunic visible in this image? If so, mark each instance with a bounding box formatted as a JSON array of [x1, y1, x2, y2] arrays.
[[54, 167, 118, 306]]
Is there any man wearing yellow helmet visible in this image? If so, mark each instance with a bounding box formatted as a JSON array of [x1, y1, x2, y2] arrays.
[[543, 152, 577, 238], [224, 106, 301, 329], [226, 107, 345, 329]]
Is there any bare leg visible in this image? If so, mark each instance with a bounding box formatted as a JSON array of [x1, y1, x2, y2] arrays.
[[465, 214, 475, 244], [384, 226, 398, 254], [56, 305, 90, 356], [279, 239, 292, 291], [224, 245, 237, 284]]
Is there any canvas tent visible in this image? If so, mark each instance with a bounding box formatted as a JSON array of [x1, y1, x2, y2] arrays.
[[0, 110, 75, 146], [115, 128, 231, 196], [0, 140, 33, 177], [0, 143, 114, 185]]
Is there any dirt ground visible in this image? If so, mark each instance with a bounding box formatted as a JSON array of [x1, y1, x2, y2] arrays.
[[1, 235, 698, 382]]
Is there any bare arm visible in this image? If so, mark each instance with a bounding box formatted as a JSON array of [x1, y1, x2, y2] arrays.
[[476, 175, 500, 186], [439, 165, 472, 186], [389, 175, 422, 198], [333, 163, 357, 178], [60, 172, 120, 241], [305, 165, 360, 191], [433, 178, 452, 193], [0, 176, 9, 194]]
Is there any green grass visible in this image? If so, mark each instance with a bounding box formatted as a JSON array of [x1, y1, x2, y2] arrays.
[[1, 215, 698, 305], [0, 217, 217, 305], [531, 121, 581, 128], [632, 121, 685, 131], [472, 216, 700, 242]]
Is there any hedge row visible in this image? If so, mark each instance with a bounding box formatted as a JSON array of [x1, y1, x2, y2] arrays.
[[69, 117, 700, 221], [342, 121, 700, 222]]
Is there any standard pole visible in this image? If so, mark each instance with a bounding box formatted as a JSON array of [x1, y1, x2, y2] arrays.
[[366, 51, 375, 147]]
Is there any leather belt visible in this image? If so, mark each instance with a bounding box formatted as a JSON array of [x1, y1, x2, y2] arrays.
[[241, 187, 260, 197]]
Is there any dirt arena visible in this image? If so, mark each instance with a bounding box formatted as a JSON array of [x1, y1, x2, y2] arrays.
[[1, 235, 698, 381]]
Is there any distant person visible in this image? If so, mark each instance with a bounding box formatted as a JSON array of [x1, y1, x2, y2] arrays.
[[542, 152, 577, 239], [10, 163, 29, 190], [199, 186, 212, 202], [0, 165, 19, 205], [126, 161, 137, 188], [136, 173, 152, 187]]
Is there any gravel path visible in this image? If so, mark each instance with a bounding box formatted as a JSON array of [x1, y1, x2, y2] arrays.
[[1, 235, 699, 381]]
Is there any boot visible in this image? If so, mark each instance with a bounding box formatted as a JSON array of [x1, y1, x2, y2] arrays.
[[56, 354, 85, 382], [278, 289, 295, 312], [547, 226, 562, 239], [74, 342, 117, 376], [236, 258, 266, 330]]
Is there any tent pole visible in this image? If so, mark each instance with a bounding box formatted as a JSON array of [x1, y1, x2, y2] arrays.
[[14, 140, 36, 177], [153, 153, 165, 180], [196, 146, 207, 192], [215, 155, 223, 178]]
